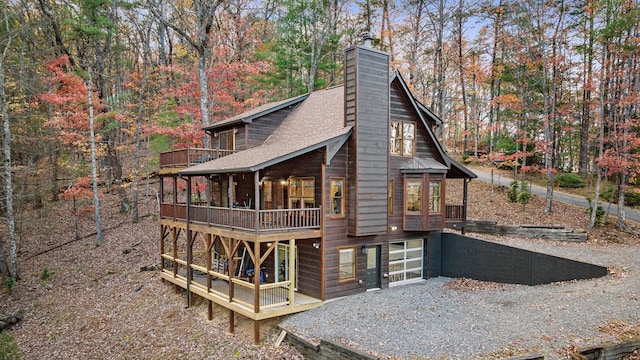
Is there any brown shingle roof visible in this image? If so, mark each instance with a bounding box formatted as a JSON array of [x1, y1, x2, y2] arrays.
[[181, 86, 350, 175], [203, 93, 308, 131]]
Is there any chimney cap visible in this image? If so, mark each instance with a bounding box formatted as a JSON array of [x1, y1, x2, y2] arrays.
[[362, 31, 373, 47]]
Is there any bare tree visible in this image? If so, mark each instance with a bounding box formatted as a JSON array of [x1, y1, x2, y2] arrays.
[[87, 68, 103, 244], [0, 4, 16, 278]]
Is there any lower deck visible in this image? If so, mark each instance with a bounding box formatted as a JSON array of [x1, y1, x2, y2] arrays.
[[160, 269, 322, 321]]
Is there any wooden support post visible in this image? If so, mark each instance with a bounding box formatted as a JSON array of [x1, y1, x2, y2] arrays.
[[254, 240, 260, 314], [289, 238, 295, 308], [254, 320, 260, 344], [172, 227, 178, 277], [160, 225, 165, 273], [228, 238, 235, 303], [228, 309, 235, 334], [206, 233, 213, 321]]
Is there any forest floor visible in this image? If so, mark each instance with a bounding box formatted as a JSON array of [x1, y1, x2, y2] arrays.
[[0, 166, 639, 359]]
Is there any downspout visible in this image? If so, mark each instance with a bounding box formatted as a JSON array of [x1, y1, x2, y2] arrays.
[[184, 175, 192, 307], [462, 178, 469, 235]]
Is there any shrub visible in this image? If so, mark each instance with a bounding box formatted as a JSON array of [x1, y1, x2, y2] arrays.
[[3, 278, 16, 294], [507, 181, 519, 203], [507, 181, 531, 207], [518, 184, 531, 206], [556, 173, 586, 188], [600, 186, 640, 207], [0, 330, 21, 359], [586, 198, 606, 226]]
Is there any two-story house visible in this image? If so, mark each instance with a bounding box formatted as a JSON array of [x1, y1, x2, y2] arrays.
[[158, 37, 476, 343]]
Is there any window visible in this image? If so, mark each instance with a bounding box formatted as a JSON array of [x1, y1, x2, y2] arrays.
[[405, 180, 422, 214], [330, 178, 344, 216], [338, 248, 356, 281], [218, 129, 235, 151], [389, 239, 423, 286], [390, 121, 415, 156], [289, 177, 314, 209], [429, 181, 441, 213]]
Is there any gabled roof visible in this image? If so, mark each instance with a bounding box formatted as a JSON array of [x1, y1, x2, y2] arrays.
[[181, 86, 351, 175], [400, 157, 448, 174], [390, 71, 450, 168], [181, 73, 475, 180], [203, 93, 309, 132]]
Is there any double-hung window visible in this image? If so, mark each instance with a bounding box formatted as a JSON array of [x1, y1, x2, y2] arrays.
[[405, 179, 422, 215], [429, 181, 441, 213], [338, 248, 356, 281], [330, 178, 344, 216]]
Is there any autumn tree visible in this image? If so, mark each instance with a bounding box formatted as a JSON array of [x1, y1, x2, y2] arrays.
[[39, 55, 105, 243], [147, 0, 222, 147], [594, 0, 640, 230]]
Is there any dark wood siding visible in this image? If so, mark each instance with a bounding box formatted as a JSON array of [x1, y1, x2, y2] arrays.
[[246, 107, 296, 149], [344, 45, 389, 236], [296, 239, 322, 299], [390, 81, 442, 162]]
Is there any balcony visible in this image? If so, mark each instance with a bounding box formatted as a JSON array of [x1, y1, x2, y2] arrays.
[[161, 203, 321, 233], [159, 148, 235, 169]]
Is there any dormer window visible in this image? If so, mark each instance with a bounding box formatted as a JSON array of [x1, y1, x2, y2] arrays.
[[390, 121, 415, 156]]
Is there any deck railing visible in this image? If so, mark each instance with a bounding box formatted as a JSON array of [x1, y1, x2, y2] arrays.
[[160, 148, 235, 168], [161, 203, 321, 232], [445, 204, 465, 222]]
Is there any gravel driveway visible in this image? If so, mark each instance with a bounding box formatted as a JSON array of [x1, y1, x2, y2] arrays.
[[280, 238, 640, 359]]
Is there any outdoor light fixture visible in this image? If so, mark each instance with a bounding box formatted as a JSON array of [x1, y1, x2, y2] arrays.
[[361, 246, 368, 255], [312, 242, 321, 249]]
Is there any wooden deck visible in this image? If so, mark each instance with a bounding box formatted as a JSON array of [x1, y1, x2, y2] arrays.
[[160, 269, 323, 321]]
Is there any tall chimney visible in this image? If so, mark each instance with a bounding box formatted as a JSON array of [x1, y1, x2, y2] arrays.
[[344, 37, 390, 236]]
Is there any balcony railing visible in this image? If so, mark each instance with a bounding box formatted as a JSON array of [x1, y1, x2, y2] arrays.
[[445, 204, 466, 223], [160, 148, 235, 168], [161, 203, 321, 232]]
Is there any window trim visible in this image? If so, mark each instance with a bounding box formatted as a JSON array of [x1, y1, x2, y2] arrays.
[[429, 180, 442, 214], [329, 178, 345, 217], [405, 179, 423, 215], [338, 247, 356, 282], [218, 129, 235, 151], [288, 177, 315, 209], [390, 121, 416, 156]]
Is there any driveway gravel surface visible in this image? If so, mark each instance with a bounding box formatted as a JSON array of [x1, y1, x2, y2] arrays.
[[281, 238, 640, 359]]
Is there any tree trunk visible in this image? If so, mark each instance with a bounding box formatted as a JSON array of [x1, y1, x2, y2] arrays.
[[457, 0, 468, 153], [579, 1, 595, 177], [0, 21, 17, 279], [133, 25, 150, 223], [87, 68, 103, 244]]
